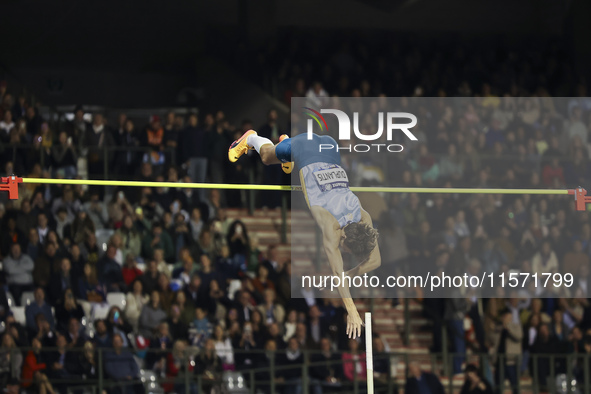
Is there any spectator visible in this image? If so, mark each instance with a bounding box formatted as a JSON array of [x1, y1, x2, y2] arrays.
[[48, 258, 73, 305], [194, 338, 223, 393], [77, 262, 106, 303], [51, 131, 78, 178], [121, 254, 143, 286], [460, 364, 493, 394], [146, 321, 173, 371], [116, 215, 142, 262], [3, 243, 35, 304], [212, 324, 234, 370], [310, 337, 342, 391], [278, 336, 305, 394], [404, 361, 445, 394], [163, 339, 196, 394], [82, 193, 109, 231], [179, 113, 208, 201], [25, 287, 55, 333], [65, 317, 86, 348], [124, 279, 149, 332], [97, 244, 126, 292], [167, 304, 189, 342], [21, 338, 54, 393], [103, 334, 143, 394], [80, 113, 115, 178], [138, 290, 167, 337], [141, 260, 160, 295], [0, 333, 22, 388], [494, 309, 523, 394], [64, 341, 98, 386], [107, 306, 133, 347], [107, 191, 134, 228], [141, 222, 174, 262], [0, 217, 26, 257], [54, 288, 84, 333], [93, 319, 111, 348], [45, 333, 71, 392], [342, 338, 366, 385], [192, 306, 211, 346]]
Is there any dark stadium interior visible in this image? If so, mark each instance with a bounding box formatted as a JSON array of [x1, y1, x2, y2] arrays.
[[1, 0, 591, 393]]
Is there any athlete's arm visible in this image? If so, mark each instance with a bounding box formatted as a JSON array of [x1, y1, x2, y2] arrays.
[[310, 206, 363, 339], [346, 209, 381, 278]]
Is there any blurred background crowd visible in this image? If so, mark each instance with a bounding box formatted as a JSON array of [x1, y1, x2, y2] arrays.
[[0, 24, 591, 394]]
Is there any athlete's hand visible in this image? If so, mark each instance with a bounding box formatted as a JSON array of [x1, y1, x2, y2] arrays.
[[346, 312, 364, 339]]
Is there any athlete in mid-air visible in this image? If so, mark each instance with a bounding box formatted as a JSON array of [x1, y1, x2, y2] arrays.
[[229, 130, 381, 339]]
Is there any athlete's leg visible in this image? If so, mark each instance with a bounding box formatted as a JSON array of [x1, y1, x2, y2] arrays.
[[229, 130, 292, 168]]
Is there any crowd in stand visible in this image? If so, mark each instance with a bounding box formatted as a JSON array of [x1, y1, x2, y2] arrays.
[[0, 37, 591, 394]]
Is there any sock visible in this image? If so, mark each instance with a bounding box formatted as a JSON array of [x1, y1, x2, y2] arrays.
[[247, 135, 273, 154]]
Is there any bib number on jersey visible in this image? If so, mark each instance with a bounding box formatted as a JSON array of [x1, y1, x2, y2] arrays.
[[313, 166, 349, 192]]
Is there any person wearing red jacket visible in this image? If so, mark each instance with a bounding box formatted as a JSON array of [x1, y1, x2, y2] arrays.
[[21, 338, 55, 393], [163, 340, 195, 394]]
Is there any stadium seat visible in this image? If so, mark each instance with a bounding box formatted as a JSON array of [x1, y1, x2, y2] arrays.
[[95, 228, 115, 250], [223, 371, 250, 393], [11, 306, 25, 325], [228, 280, 241, 301], [6, 291, 15, 307], [20, 291, 35, 306], [92, 303, 111, 320], [140, 370, 164, 394], [107, 292, 126, 308]]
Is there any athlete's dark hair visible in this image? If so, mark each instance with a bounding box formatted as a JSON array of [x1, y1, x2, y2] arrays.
[[343, 222, 379, 261]]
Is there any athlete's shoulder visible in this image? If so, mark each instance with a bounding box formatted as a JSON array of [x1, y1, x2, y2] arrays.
[[310, 205, 339, 229]]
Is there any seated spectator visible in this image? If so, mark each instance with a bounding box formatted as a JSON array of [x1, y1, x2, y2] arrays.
[[65, 317, 87, 348], [107, 190, 134, 229], [141, 222, 174, 262], [309, 337, 342, 391], [64, 341, 98, 386], [373, 336, 392, 386], [405, 361, 444, 394], [157, 272, 174, 311], [494, 309, 523, 394], [82, 193, 108, 232], [306, 305, 325, 347], [153, 248, 171, 276], [193, 307, 212, 347], [208, 279, 232, 322], [283, 310, 298, 343], [93, 319, 112, 348], [252, 264, 275, 296], [194, 338, 223, 394], [172, 291, 194, 326], [172, 247, 197, 282], [141, 260, 160, 295], [146, 321, 173, 371], [45, 333, 71, 393], [0, 333, 22, 388], [278, 336, 305, 394], [77, 262, 106, 303], [342, 338, 366, 384], [460, 364, 493, 394], [25, 287, 55, 333], [116, 215, 142, 262], [552, 308, 569, 341], [121, 254, 143, 286], [103, 334, 143, 394], [97, 244, 126, 293], [167, 304, 189, 341], [184, 273, 211, 312], [163, 340, 196, 394], [79, 231, 101, 267], [265, 322, 286, 349], [124, 279, 149, 333], [48, 258, 74, 305], [138, 290, 167, 337], [0, 217, 26, 257], [4, 314, 28, 348], [107, 306, 133, 347], [21, 338, 54, 393], [54, 288, 84, 333], [26, 227, 42, 261], [233, 322, 259, 370], [3, 243, 34, 304], [212, 324, 235, 370]]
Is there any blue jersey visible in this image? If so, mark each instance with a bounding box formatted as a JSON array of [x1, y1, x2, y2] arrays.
[[276, 133, 361, 228]]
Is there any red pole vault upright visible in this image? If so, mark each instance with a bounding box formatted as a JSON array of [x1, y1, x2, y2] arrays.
[[568, 187, 591, 211], [0, 176, 23, 200]]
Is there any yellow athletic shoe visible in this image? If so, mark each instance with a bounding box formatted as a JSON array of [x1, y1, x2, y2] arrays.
[[228, 129, 257, 163], [279, 134, 293, 174]]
